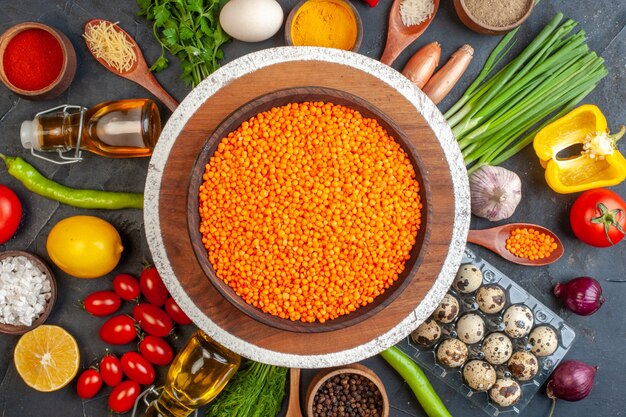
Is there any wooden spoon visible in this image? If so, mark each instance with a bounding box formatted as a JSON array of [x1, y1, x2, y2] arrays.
[[84, 19, 178, 112], [286, 368, 303, 417], [467, 223, 564, 266], [380, 0, 440, 66]]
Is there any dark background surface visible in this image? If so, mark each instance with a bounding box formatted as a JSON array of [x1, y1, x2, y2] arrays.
[[0, 0, 624, 416]]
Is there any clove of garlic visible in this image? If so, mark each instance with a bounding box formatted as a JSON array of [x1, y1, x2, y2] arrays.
[[469, 165, 522, 222]]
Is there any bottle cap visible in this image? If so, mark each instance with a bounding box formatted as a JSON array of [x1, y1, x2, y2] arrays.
[[20, 120, 37, 150]]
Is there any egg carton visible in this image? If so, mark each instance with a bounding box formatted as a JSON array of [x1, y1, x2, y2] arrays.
[[396, 247, 576, 417]]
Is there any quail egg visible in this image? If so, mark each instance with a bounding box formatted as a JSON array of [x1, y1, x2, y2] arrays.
[[452, 264, 483, 293], [411, 318, 442, 346], [481, 332, 513, 365], [503, 305, 534, 338], [529, 325, 559, 357], [507, 351, 539, 381], [433, 293, 460, 324], [436, 338, 468, 368], [489, 378, 522, 407], [456, 313, 486, 345], [463, 360, 497, 391], [476, 285, 507, 314]]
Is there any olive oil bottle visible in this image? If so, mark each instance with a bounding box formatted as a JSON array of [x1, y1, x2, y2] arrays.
[[20, 99, 161, 161], [143, 331, 240, 417]]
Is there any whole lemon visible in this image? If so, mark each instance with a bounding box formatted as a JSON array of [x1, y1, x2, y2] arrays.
[[47, 216, 123, 278]]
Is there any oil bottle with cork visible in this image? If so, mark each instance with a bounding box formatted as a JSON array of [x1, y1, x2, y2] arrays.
[[139, 330, 240, 417], [20, 98, 161, 164]]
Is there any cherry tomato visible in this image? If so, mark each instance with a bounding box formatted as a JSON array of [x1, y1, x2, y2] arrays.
[[120, 352, 155, 385], [113, 273, 141, 301], [0, 184, 22, 243], [99, 315, 137, 345], [139, 335, 174, 366], [140, 265, 169, 306], [109, 380, 140, 413], [165, 297, 192, 325], [83, 290, 121, 317], [133, 303, 173, 337], [100, 353, 123, 387], [570, 188, 626, 247], [76, 368, 102, 399]]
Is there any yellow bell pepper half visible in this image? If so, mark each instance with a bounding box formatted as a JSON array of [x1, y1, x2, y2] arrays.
[[533, 104, 626, 194]]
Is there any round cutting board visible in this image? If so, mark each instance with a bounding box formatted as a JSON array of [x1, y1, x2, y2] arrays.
[[144, 47, 470, 368]]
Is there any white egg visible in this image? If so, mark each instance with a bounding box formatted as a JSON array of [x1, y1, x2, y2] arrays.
[[219, 0, 284, 43]]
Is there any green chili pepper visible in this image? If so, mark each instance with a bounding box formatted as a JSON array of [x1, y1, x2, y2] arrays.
[[380, 346, 453, 417], [0, 154, 143, 210]]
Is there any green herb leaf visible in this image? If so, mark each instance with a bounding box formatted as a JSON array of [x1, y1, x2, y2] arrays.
[[154, 4, 171, 27], [162, 27, 179, 47], [187, 0, 204, 14], [149, 55, 169, 72], [179, 25, 194, 41]]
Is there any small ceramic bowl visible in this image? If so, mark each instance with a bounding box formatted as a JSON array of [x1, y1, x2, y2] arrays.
[[0, 250, 57, 335], [305, 363, 390, 417], [453, 0, 534, 35], [0, 22, 77, 100], [285, 0, 363, 52]]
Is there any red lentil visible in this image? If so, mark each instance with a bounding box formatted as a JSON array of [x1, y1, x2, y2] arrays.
[[505, 227, 558, 260], [198, 101, 422, 323]]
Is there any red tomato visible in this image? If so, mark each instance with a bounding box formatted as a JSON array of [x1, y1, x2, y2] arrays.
[[139, 335, 174, 366], [100, 353, 123, 387], [165, 297, 192, 325], [570, 188, 626, 247], [121, 352, 155, 385], [0, 184, 22, 243], [76, 369, 102, 399], [83, 290, 121, 316], [133, 303, 173, 337], [109, 380, 140, 413], [113, 273, 141, 301], [140, 266, 169, 306], [99, 315, 137, 345]]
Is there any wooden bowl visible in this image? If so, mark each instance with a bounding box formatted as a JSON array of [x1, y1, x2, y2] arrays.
[[187, 87, 429, 333], [305, 363, 390, 417], [0, 250, 57, 335], [0, 22, 77, 100], [453, 0, 534, 35], [145, 49, 470, 367], [284, 0, 363, 52]]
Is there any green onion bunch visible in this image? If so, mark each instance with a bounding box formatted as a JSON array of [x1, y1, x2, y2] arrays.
[[445, 13, 607, 173]]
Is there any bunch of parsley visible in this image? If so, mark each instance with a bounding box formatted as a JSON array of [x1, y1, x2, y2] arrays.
[[206, 361, 287, 417], [137, 0, 230, 87]]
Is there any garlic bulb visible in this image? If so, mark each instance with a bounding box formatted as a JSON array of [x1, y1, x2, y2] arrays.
[[470, 166, 522, 221]]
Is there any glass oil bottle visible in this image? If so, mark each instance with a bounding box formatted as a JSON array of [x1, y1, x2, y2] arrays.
[[20, 98, 161, 163], [142, 330, 240, 417]]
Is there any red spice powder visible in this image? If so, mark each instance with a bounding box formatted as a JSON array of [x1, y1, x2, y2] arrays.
[[3, 28, 64, 91]]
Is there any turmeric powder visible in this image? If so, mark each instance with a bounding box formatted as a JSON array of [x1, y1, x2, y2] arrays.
[[290, 0, 358, 51]]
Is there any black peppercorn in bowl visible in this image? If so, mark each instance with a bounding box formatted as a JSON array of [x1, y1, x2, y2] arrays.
[[305, 363, 390, 417]]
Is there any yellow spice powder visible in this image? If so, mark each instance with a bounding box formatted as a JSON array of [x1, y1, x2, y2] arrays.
[[291, 0, 358, 51]]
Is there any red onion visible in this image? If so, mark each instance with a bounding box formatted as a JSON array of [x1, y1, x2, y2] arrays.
[[553, 277, 605, 316], [546, 360, 598, 417]]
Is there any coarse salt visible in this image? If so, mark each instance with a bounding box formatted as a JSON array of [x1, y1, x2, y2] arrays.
[[0, 256, 50, 327]]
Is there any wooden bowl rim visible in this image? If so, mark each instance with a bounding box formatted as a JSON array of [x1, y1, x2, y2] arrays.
[[284, 0, 364, 52], [0, 250, 57, 335], [305, 363, 390, 417], [455, 0, 534, 34], [187, 86, 430, 333], [0, 22, 76, 96]]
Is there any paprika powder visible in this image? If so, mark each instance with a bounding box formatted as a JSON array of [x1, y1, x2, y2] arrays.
[[3, 28, 64, 91]]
